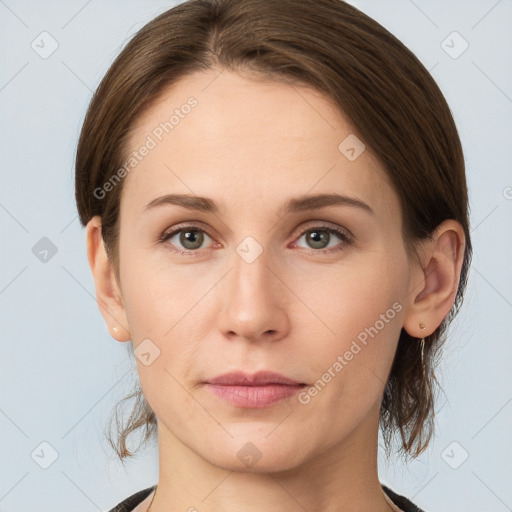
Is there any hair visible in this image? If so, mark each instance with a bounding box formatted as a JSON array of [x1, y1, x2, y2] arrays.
[[75, 0, 472, 462]]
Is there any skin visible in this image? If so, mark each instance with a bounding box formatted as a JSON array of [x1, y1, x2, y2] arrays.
[[86, 67, 465, 512]]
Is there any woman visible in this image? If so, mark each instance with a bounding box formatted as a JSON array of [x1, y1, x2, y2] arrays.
[[75, 0, 472, 510]]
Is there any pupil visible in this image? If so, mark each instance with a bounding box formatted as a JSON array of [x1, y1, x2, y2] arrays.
[[177, 229, 331, 251], [308, 230, 328, 249], [181, 230, 203, 249]]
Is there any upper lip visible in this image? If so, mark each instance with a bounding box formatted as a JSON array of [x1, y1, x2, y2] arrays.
[[205, 370, 304, 386]]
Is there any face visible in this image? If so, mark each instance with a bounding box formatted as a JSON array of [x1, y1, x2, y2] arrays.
[[113, 68, 413, 472]]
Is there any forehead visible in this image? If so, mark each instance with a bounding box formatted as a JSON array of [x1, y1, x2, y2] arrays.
[[122, 68, 398, 219]]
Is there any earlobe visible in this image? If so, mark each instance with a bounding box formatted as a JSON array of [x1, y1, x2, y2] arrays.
[[85, 216, 131, 342], [403, 219, 465, 338]]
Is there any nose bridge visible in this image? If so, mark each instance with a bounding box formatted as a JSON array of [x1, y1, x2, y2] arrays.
[[218, 236, 289, 340], [231, 236, 274, 304]]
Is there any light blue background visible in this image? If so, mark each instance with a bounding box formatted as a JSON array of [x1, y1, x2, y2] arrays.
[[1, 1, 511, 511]]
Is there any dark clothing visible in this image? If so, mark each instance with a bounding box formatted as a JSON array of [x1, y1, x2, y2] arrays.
[[108, 483, 425, 511]]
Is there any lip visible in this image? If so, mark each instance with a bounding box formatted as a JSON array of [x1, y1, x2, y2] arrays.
[[204, 371, 307, 408], [205, 370, 304, 386]]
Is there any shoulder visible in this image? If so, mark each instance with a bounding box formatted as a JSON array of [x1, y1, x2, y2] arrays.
[[107, 485, 157, 512], [382, 484, 427, 512]]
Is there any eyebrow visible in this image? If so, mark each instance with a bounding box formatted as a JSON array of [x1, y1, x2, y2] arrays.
[[143, 192, 375, 216]]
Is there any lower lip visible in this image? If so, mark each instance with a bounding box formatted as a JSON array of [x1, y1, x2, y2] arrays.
[[205, 383, 305, 408]]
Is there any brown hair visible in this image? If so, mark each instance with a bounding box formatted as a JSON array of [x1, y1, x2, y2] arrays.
[[75, 0, 472, 462]]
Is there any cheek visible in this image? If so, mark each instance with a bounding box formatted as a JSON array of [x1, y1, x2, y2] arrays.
[[119, 246, 209, 336], [121, 236, 408, 364], [289, 248, 406, 333], [119, 234, 408, 419], [119, 258, 209, 419], [289, 252, 406, 407], [118, 252, 219, 387]]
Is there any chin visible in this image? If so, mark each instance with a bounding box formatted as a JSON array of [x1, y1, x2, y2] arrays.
[[198, 431, 311, 474]]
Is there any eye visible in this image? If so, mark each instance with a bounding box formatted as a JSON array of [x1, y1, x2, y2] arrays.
[[294, 225, 351, 253], [159, 223, 352, 255], [160, 226, 214, 254]]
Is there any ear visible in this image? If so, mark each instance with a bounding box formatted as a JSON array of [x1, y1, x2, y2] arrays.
[[403, 219, 466, 338], [85, 216, 131, 342]]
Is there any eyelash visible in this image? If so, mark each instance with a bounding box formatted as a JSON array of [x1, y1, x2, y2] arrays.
[[158, 223, 353, 256]]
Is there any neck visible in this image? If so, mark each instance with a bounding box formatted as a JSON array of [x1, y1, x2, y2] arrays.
[[148, 400, 394, 512]]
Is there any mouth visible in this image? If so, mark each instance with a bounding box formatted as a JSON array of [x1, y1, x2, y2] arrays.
[[204, 370, 307, 408]]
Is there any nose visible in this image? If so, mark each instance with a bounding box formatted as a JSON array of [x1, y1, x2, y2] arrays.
[[217, 246, 290, 343]]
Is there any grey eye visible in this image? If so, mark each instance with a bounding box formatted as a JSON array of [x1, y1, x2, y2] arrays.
[[296, 228, 345, 250], [167, 229, 211, 250]]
